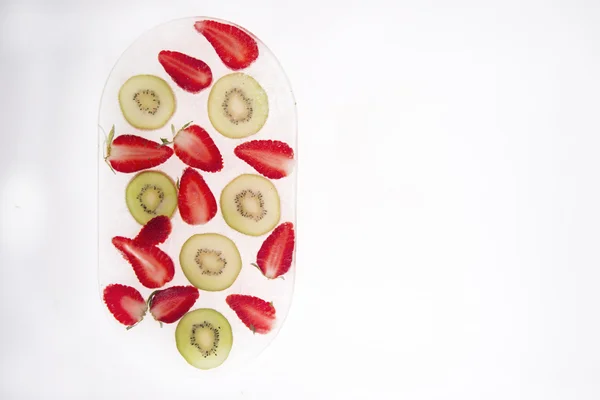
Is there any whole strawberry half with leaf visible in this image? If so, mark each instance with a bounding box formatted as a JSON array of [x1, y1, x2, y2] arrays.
[[104, 126, 174, 173]]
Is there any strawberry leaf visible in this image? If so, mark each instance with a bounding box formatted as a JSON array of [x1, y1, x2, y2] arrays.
[[180, 120, 193, 131]]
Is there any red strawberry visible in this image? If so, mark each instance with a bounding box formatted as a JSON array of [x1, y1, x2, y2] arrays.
[[226, 294, 276, 334], [194, 20, 259, 70], [178, 167, 217, 225], [112, 236, 175, 288], [158, 50, 212, 93], [148, 286, 199, 325], [104, 126, 173, 173], [165, 124, 223, 172], [103, 284, 147, 329], [134, 215, 172, 246], [253, 222, 295, 279], [234, 140, 294, 179]]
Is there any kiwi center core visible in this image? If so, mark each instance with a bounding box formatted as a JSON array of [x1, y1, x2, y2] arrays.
[[133, 89, 160, 115], [235, 189, 267, 221], [190, 322, 220, 358], [222, 88, 253, 125], [137, 185, 165, 215], [195, 249, 227, 276]]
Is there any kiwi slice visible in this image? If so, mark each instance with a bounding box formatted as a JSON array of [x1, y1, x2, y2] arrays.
[[125, 171, 178, 224], [176, 308, 233, 370], [119, 74, 176, 130], [220, 174, 280, 236], [207, 73, 269, 139], [179, 233, 242, 291]]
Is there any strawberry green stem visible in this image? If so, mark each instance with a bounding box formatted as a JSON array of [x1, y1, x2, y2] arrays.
[[103, 125, 116, 174]]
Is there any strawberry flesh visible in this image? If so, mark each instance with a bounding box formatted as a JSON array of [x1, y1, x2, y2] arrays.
[[173, 124, 223, 172], [134, 215, 172, 246], [149, 286, 199, 324], [234, 140, 294, 179], [103, 284, 147, 328], [112, 236, 175, 288], [226, 294, 276, 334], [255, 222, 295, 279], [107, 134, 173, 173], [178, 167, 217, 225], [194, 20, 259, 70], [158, 50, 212, 93]]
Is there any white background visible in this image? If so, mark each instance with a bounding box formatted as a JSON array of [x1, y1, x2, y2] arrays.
[[1, 0, 599, 399]]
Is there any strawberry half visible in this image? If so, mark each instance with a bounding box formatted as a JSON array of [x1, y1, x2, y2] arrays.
[[194, 20, 259, 70], [178, 167, 217, 225], [253, 222, 295, 279], [158, 50, 212, 93], [148, 286, 199, 325], [234, 140, 294, 179], [112, 236, 175, 288], [134, 215, 172, 246], [103, 284, 147, 329], [105, 126, 173, 173], [226, 294, 276, 334], [165, 124, 223, 172]]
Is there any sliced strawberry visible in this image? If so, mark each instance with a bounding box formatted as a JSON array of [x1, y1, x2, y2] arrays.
[[253, 222, 295, 279], [158, 50, 212, 93], [226, 294, 276, 334], [234, 140, 294, 179], [105, 126, 173, 173], [148, 286, 199, 325], [194, 20, 259, 70], [178, 167, 217, 225], [134, 215, 172, 246], [103, 284, 147, 328], [112, 236, 175, 288], [170, 124, 223, 172]]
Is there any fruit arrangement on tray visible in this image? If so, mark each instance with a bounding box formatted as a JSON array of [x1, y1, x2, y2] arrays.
[[98, 18, 296, 371]]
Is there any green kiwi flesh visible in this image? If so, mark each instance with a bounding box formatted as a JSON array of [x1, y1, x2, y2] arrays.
[[175, 308, 233, 370], [207, 73, 269, 139], [220, 174, 280, 236], [118, 74, 176, 130], [179, 233, 242, 291], [125, 171, 177, 224]]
